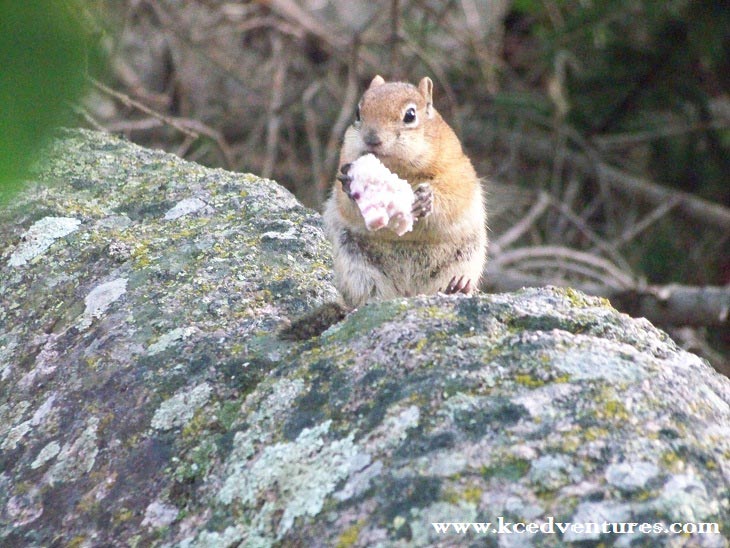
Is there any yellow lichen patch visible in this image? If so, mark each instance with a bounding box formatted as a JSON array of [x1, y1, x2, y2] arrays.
[[131, 243, 152, 269], [124, 432, 141, 449], [514, 374, 546, 388], [411, 337, 429, 354], [462, 485, 483, 504], [67, 536, 87, 548], [229, 342, 246, 355], [590, 386, 630, 424], [181, 408, 211, 440], [560, 434, 581, 454], [659, 450, 685, 473], [13, 481, 31, 495], [442, 487, 462, 505], [421, 305, 456, 321], [583, 426, 610, 441], [336, 520, 364, 548], [112, 507, 135, 526], [600, 400, 629, 422]]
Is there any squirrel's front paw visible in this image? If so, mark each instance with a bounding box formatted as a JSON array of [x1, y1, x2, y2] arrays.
[[444, 275, 472, 295], [337, 163, 356, 200], [412, 183, 433, 220]]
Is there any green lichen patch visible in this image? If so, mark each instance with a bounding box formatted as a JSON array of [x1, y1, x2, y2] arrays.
[[150, 383, 213, 432], [481, 457, 531, 482], [216, 420, 369, 541]]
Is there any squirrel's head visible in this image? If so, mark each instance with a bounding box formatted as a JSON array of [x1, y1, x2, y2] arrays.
[[350, 75, 439, 177]]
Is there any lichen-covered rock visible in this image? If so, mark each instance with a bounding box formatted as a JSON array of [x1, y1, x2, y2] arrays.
[[1, 130, 728, 547]]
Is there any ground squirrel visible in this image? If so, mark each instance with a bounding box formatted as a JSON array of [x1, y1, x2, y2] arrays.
[[282, 75, 487, 339], [325, 74, 487, 306]]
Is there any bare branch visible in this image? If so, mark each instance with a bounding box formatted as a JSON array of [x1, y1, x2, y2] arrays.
[[324, 39, 361, 180], [71, 103, 107, 132], [99, 113, 236, 170], [509, 131, 730, 232], [593, 119, 730, 149], [302, 81, 325, 206], [483, 266, 730, 328], [610, 195, 682, 249], [490, 245, 637, 290], [91, 78, 199, 140], [262, 35, 288, 179], [611, 284, 730, 328], [257, 0, 379, 70], [545, 193, 633, 272], [491, 191, 551, 254], [388, 0, 400, 78], [170, 119, 236, 170]]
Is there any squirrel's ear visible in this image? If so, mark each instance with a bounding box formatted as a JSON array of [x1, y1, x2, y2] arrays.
[[418, 77, 434, 116], [369, 75, 386, 89]]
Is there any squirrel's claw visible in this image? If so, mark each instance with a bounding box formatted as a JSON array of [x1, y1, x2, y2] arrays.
[[337, 163, 356, 200], [444, 275, 472, 295], [412, 183, 433, 220]]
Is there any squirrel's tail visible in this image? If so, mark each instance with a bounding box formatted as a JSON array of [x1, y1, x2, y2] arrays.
[[278, 302, 349, 341]]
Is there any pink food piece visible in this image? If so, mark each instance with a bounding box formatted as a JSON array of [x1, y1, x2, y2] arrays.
[[347, 154, 415, 236]]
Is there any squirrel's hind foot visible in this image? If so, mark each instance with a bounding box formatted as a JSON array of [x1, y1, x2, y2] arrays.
[[444, 275, 472, 295]]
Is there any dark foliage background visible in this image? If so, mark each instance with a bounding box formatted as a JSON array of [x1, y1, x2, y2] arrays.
[[51, 1, 730, 370]]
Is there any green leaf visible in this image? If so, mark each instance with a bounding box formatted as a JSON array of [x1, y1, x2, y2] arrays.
[[0, 2, 90, 203]]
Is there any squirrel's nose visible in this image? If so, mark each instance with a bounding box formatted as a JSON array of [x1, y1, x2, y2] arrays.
[[363, 129, 382, 148]]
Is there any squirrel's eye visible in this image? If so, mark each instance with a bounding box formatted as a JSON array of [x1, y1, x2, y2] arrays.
[[355, 106, 361, 123], [403, 107, 417, 124]]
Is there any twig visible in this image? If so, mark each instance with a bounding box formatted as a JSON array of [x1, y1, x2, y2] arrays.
[[110, 56, 171, 110], [167, 119, 236, 170], [607, 284, 730, 328], [611, 195, 682, 249], [491, 245, 636, 289], [257, 0, 379, 70], [143, 0, 251, 90], [548, 125, 569, 236], [90, 78, 198, 139], [71, 103, 107, 132], [176, 134, 197, 159], [491, 191, 551, 254], [593, 119, 730, 149], [101, 115, 236, 169], [514, 258, 624, 287], [506, 130, 730, 232], [460, 0, 509, 94], [389, 0, 400, 78], [545, 193, 633, 272], [324, 37, 361, 180], [541, 0, 566, 29], [263, 35, 288, 179], [483, 267, 730, 327], [231, 16, 304, 39], [302, 81, 324, 205], [554, 175, 580, 241], [493, 123, 525, 179]]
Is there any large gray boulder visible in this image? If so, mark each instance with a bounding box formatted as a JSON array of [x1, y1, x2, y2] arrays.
[[1, 129, 728, 547]]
